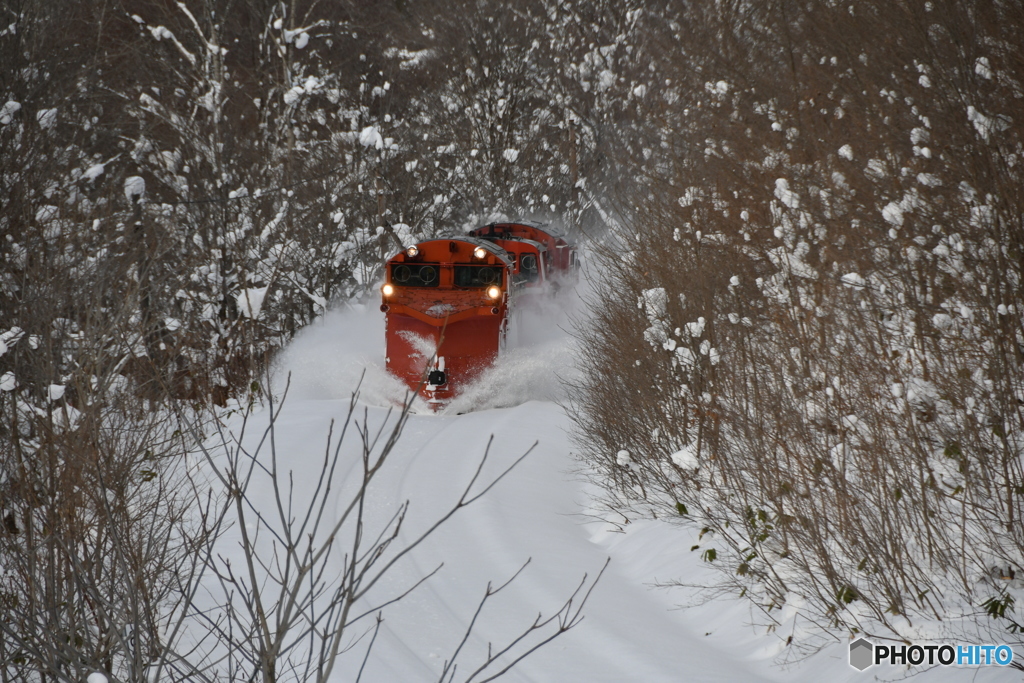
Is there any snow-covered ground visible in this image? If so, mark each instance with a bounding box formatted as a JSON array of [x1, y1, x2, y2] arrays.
[[235, 297, 1019, 682]]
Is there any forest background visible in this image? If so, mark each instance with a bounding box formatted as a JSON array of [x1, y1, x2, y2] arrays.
[[2, 0, 1024, 680]]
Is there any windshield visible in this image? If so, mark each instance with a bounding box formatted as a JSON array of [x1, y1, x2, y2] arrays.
[[519, 253, 540, 283], [454, 265, 502, 288], [391, 263, 439, 287]]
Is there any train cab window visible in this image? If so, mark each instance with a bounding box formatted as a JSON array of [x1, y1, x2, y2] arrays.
[[454, 265, 502, 288], [391, 263, 439, 287], [519, 253, 540, 283]]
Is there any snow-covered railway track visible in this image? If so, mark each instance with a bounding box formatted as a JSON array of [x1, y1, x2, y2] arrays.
[[324, 401, 779, 682]]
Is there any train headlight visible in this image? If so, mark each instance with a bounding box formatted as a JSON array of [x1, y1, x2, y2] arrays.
[[474, 246, 487, 259], [406, 245, 419, 257], [382, 283, 394, 296], [486, 285, 501, 300]]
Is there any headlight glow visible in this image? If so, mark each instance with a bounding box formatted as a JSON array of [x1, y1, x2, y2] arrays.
[[382, 284, 394, 296], [474, 246, 487, 259], [406, 246, 419, 257], [486, 285, 501, 300]]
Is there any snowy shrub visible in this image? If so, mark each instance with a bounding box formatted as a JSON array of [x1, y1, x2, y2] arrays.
[[569, 0, 1024, 657], [1, 0, 633, 677]]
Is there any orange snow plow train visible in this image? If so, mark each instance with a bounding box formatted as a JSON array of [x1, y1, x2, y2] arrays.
[[381, 237, 512, 407], [468, 221, 577, 282], [381, 222, 577, 407]]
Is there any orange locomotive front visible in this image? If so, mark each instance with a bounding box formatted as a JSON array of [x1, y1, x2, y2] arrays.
[[380, 237, 513, 407]]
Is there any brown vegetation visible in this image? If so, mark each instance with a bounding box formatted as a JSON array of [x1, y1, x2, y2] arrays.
[[569, 0, 1024, 652]]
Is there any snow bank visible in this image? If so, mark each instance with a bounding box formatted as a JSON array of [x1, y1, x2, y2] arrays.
[[269, 302, 410, 407], [249, 261, 1016, 682], [444, 281, 587, 414]]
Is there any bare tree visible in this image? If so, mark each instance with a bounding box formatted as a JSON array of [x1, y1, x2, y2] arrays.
[[568, 0, 1024, 656]]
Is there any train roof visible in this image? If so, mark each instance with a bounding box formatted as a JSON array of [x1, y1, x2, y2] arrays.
[[498, 237, 546, 252], [422, 235, 509, 253], [389, 235, 512, 264], [479, 218, 558, 232], [470, 220, 571, 244]]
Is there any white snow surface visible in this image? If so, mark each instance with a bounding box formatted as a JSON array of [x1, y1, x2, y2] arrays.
[[967, 105, 1011, 142], [36, 107, 57, 129], [360, 125, 384, 149], [975, 57, 993, 80], [35, 205, 58, 223], [239, 286, 1021, 682], [236, 285, 269, 319], [882, 201, 904, 226], [0, 100, 20, 125], [0, 372, 16, 391], [840, 272, 866, 290], [123, 175, 145, 201], [84, 163, 105, 181], [774, 178, 800, 210], [670, 444, 699, 470]]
